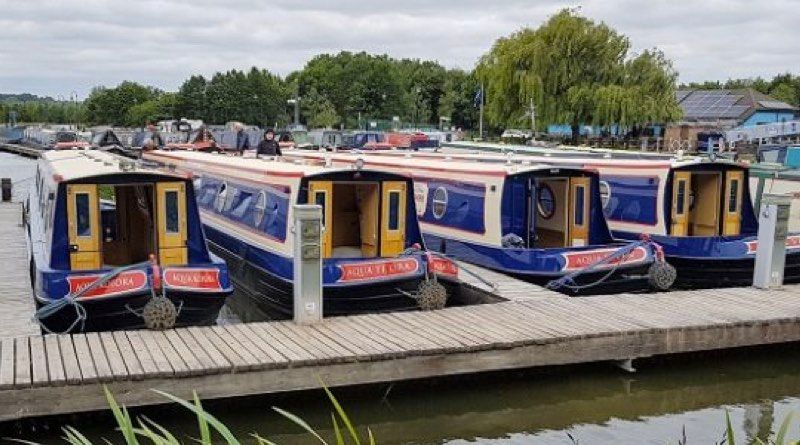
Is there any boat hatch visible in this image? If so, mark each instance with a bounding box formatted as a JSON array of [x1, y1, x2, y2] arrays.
[[66, 181, 188, 270], [670, 168, 744, 236], [528, 176, 592, 248], [308, 180, 407, 259]]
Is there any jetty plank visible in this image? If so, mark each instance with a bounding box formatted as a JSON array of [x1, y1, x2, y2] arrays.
[[43, 335, 66, 386], [71, 334, 98, 382], [57, 335, 82, 384], [100, 332, 130, 380], [14, 336, 31, 387], [112, 331, 145, 380], [139, 330, 184, 377], [124, 331, 160, 377], [0, 338, 15, 389], [85, 333, 114, 382]]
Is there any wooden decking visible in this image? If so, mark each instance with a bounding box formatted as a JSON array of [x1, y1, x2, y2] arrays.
[[1, 199, 800, 422], [0, 143, 42, 159], [0, 204, 39, 339]]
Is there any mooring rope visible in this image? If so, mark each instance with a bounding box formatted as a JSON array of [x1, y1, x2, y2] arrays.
[[546, 238, 665, 293]]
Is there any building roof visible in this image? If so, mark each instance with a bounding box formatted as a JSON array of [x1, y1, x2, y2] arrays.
[[675, 88, 797, 123]]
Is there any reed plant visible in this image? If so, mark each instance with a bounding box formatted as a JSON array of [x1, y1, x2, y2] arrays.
[[7, 380, 376, 445]]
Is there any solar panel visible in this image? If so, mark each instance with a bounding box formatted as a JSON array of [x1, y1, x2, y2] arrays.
[[676, 90, 691, 102], [678, 90, 750, 120]]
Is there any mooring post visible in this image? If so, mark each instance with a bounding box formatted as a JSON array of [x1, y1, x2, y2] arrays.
[[292, 204, 324, 324], [753, 193, 792, 289], [1, 178, 11, 202]]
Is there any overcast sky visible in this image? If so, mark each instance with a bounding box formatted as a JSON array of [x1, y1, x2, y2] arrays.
[[1, 0, 798, 98]]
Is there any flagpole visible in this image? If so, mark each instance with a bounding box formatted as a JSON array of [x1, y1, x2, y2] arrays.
[[479, 83, 484, 140]]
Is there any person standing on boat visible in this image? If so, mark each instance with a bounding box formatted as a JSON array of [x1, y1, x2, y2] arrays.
[[257, 128, 281, 157], [234, 123, 250, 154]]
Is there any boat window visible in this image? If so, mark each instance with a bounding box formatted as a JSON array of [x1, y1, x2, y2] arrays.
[[193, 175, 203, 193], [231, 191, 253, 218], [432, 187, 448, 219], [728, 179, 739, 213], [388, 191, 400, 230], [575, 186, 585, 226], [215, 182, 227, 212], [676, 180, 686, 215], [537, 184, 555, 219], [165, 190, 180, 233], [315, 191, 327, 225], [223, 187, 238, 213], [75, 193, 92, 237], [599, 180, 611, 209], [254, 191, 267, 227]]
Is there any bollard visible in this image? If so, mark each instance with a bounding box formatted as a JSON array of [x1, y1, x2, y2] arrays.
[[1, 178, 11, 202], [753, 194, 793, 289], [292, 204, 324, 324]]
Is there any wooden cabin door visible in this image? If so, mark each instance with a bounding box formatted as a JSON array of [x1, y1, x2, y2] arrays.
[[156, 182, 188, 266], [381, 181, 407, 257], [723, 171, 744, 235], [308, 181, 333, 258], [357, 184, 379, 257], [671, 172, 691, 236], [568, 177, 590, 247], [67, 184, 102, 270]]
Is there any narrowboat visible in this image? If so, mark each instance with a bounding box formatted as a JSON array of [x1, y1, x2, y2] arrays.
[[385, 132, 440, 151], [343, 131, 393, 150], [166, 125, 221, 152], [307, 129, 344, 151], [24, 128, 91, 150], [361, 147, 800, 288], [283, 151, 674, 295], [26, 150, 232, 333], [91, 129, 138, 158], [142, 150, 459, 318]]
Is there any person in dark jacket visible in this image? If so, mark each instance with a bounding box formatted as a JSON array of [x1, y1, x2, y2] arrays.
[[257, 128, 281, 156], [234, 123, 250, 154]]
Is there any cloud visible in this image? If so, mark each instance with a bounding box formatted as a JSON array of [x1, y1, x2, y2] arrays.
[[0, 0, 797, 97]]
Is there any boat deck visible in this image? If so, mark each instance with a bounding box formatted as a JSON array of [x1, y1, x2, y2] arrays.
[[1, 199, 800, 422]]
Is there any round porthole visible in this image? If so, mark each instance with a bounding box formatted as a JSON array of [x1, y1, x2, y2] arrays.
[[432, 187, 448, 219], [253, 191, 267, 227], [214, 182, 227, 212], [599, 180, 611, 209], [537, 184, 555, 219]]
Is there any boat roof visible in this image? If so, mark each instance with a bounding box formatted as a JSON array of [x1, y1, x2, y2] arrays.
[[144, 150, 385, 179], [42, 150, 187, 182], [285, 150, 593, 177]]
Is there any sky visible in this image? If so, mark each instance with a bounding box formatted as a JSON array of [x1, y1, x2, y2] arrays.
[[1, 0, 799, 98]]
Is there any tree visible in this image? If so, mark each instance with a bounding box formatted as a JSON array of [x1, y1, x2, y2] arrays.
[[84, 81, 161, 126], [476, 8, 682, 141], [438, 69, 480, 130], [124, 93, 177, 127], [174, 75, 208, 120], [302, 87, 340, 128]]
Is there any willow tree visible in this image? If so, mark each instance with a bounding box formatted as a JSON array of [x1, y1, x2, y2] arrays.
[[477, 9, 682, 142]]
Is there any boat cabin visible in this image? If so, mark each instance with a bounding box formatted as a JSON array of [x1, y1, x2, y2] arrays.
[[27, 150, 231, 331]]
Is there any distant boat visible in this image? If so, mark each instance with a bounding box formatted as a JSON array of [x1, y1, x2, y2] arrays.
[[143, 150, 459, 318], [26, 150, 233, 332]]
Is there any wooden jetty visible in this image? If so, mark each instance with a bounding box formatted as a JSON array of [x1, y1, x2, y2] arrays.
[[1, 200, 800, 422], [0, 143, 42, 159]]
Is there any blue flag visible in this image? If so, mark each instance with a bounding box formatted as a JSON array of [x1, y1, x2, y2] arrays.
[[473, 87, 483, 107]]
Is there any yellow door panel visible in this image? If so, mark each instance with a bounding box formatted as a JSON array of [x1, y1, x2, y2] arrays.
[[691, 173, 721, 236], [156, 182, 188, 266], [308, 181, 333, 258], [568, 177, 590, 247], [66, 184, 101, 270], [671, 172, 691, 236], [381, 181, 407, 257], [723, 171, 744, 235], [357, 184, 379, 257]]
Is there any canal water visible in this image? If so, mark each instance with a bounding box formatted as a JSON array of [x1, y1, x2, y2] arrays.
[[2, 152, 800, 443], [3, 346, 800, 444]]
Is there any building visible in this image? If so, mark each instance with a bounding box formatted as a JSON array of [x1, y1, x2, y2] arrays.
[[665, 89, 798, 150]]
